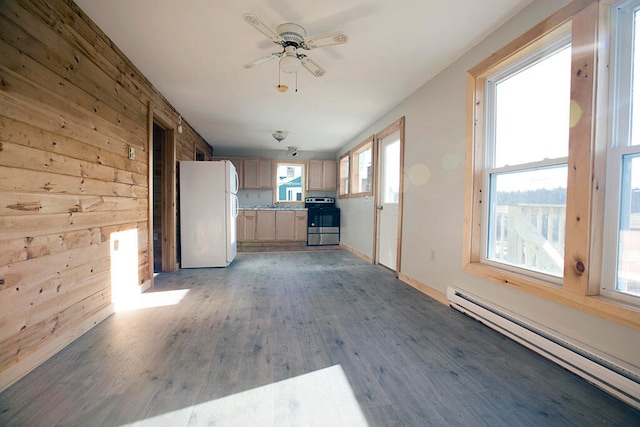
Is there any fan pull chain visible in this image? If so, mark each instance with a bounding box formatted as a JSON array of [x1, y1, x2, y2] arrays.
[[295, 73, 298, 93]]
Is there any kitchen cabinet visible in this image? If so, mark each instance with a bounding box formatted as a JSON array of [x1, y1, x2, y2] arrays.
[[244, 159, 273, 190], [275, 210, 295, 241], [255, 210, 276, 240], [237, 210, 256, 242], [307, 160, 337, 191], [238, 209, 307, 243], [294, 210, 308, 242], [236, 210, 243, 242]]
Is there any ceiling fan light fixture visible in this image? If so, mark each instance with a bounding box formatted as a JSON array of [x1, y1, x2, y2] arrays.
[[279, 52, 301, 74], [272, 130, 288, 142]]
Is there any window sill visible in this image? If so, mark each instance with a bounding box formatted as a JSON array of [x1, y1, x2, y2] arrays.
[[463, 261, 640, 330]]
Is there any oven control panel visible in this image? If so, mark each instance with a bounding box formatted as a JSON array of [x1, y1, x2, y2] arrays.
[[304, 197, 335, 205]]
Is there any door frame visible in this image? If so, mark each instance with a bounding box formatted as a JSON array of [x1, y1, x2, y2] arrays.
[[373, 116, 405, 275], [147, 101, 178, 280]]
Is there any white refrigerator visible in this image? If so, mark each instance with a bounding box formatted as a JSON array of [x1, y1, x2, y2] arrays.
[[179, 160, 239, 268]]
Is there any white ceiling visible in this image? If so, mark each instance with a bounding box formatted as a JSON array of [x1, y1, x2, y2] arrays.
[[74, 0, 533, 154]]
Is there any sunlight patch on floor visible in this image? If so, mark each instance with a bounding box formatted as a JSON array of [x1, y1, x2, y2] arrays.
[[114, 289, 190, 312], [119, 365, 368, 426]]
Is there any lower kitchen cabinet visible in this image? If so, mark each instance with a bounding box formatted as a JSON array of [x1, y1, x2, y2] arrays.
[[238, 209, 307, 243], [255, 210, 276, 240], [275, 210, 295, 241], [242, 210, 257, 241], [294, 210, 307, 242], [236, 210, 243, 242]]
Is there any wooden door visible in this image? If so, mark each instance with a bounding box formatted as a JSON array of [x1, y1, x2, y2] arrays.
[[374, 117, 405, 274]]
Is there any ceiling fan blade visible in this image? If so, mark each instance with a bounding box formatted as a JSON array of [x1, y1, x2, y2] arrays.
[[300, 57, 325, 77], [243, 14, 282, 43], [244, 52, 281, 69], [302, 31, 348, 50]]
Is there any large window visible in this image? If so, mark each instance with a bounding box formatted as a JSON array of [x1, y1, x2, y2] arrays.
[[465, 0, 640, 327], [484, 39, 571, 280], [275, 162, 305, 203], [603, 0, 640, 302]]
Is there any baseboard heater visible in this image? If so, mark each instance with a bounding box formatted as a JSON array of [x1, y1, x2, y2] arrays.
[[447, 286, 640, 410]]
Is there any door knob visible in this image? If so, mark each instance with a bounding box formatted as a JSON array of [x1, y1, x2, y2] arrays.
[[377, 205, 384, 210]]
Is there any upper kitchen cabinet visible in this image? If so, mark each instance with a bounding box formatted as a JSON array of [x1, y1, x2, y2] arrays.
[[244, 159, 273, 190], [307, 160, 337, 191]]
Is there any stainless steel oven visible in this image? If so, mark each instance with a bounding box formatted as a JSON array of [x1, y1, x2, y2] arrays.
[[305, 197, 340, 246]]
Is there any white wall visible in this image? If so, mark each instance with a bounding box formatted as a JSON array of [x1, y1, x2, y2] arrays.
[[337, 0, 640, 368]]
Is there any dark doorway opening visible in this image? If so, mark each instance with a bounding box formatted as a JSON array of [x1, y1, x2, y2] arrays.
[[152, 122, 165, 273]]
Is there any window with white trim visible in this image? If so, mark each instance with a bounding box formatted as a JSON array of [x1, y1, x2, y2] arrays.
[[275, 162, 305, 203], [483, 30, 571, 281], [603, 0, 640, 302]]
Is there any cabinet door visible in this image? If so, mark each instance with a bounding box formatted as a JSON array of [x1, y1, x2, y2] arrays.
[[322, 160, 337, 190], [307, 160, 337, 190], [243, 159, 259, 189], [255, 210, 276, 240], [307, 160, 324, 190], [259, 159, 273, 189], [243, 210, 256, 241], [294, 211, 308, 242], [236, 210, 244, 242], [275, 210, 295, 241]]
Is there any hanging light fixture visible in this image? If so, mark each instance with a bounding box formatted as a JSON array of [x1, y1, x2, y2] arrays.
[[279, 46, 301, 74], [272, 130, 288, 143]]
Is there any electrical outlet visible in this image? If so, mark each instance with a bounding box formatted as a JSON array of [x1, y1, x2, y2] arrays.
[[128, 146, 136, 160], [431, 250, 436, 261]]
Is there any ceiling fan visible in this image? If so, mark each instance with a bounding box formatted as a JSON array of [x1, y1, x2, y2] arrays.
[[242, 13, 348, 77]]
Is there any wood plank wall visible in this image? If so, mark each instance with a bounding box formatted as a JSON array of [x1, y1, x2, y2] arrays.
[[0, 0, 213, 391]]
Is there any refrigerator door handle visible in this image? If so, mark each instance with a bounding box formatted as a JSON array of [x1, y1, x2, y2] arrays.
[[232, 194, 239, 218], [233, 169, 239, 194]]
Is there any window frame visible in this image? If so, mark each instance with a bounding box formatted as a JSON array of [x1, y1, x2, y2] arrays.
[[338, 152, 350, 198], [273, 160, 306, 205], [481, 33, 572, 282], [350, 136, 374, 198], [602, 0, 640, 304], [464, 0, 640, 329]]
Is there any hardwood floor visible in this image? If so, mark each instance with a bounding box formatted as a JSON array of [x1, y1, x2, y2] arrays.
[[1, 251, 638, 426]]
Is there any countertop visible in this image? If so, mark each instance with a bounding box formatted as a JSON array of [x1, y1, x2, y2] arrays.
[[239, 206, 307, 211]]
